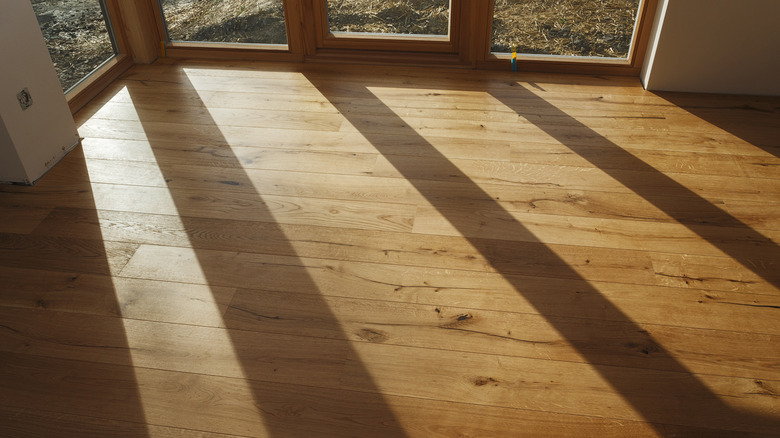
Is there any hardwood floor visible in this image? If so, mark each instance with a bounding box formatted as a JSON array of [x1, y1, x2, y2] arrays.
[[1, 59, 779, 437]]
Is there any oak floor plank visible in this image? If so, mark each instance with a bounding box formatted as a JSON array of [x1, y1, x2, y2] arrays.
[[77, 91, 778, 182], [4, 290, 779, 383], [412, 204, 780, 259], [342, 341, 780, 435], [73, 151, 381, 189], [99, 72, 780, 144], [77, 119, 515, 161], [2, 352, 698, 438], [80, 183, 416, 233], [223, 288, 780, 380], [115, 243, 655, 295], [0, 405, 247, 438], [510, 143, 780, 180], [20, 207, 780, 334], [28, 207, 779, 293], [372, 154, 780, 203], [0, 205, 52, 234], [50, 155, 780, 234], [31, 150, 780, 230], [0, 232, 137, 276], [26, 207, 659, 287], [0, 406, 241, 438], [1, 307, 777, 435], [115, 244, 780, 332], [3, 60, 780, 437], [0, 266, 234, 327], [83, 92, 695, 138]]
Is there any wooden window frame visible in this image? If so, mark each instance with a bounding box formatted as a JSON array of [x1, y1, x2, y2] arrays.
[[158, 0, 657, 75], [66, 0, 660, 115], [65, 0, 135, 114], [474, 0, 660, 76]]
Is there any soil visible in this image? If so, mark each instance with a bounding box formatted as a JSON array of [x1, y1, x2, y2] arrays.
[[491, 0, 641, 56], [32, 0, 115, 92], [162, 0, 640, 57], [35, 0, 640, 92], [162, 0, 288, 44]]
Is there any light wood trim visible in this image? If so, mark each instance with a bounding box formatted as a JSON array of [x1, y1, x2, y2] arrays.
[[164, 45, 303, 62], [312, 37, 455, 53], [166, 41, 289, 52], [458, 0, 491, 66], [102, 0, 131, 55], [284, 0, 313, 56], [66, 55, 133, 114], [629, 0, 660, 72], [110, 0, 661, 76], [114, 0, 160, 63], [305, 49, 464, 68], [149, 0, 169, 46]]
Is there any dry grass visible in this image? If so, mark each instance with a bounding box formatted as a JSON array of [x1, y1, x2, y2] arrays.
[[492, 0, 641, 57], [32, 0, 115, 92], [327, 0, 450, 35], [39, 0, 641, 92], [162, 0, 287, 44], [162, 0, 640, 57]]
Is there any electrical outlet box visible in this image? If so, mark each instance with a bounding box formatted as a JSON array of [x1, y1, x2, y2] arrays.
[[1, 0, 79, 185], [17, 87, 33, 110]]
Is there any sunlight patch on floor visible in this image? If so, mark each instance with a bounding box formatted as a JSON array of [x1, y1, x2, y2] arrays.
[[82, 87, 269, 437]]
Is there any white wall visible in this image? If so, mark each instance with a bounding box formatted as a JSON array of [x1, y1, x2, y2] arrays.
[[642, 0, 780, 96], [0, 119, 26, 183], [0, 0, 79, 184]]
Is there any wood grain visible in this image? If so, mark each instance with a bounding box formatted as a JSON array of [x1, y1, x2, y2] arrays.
[[2, 60, 779, 437]]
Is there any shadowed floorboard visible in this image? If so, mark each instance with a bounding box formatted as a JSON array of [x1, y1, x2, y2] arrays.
[[1, 59, 779, 437]]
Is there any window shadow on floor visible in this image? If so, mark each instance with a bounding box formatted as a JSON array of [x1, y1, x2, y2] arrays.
[[123, 68, 409, 437], [489, 85, 780, 291], [302, 69, 780, 435], [0, 147, 151, 436], [655, 91, 780, 159]]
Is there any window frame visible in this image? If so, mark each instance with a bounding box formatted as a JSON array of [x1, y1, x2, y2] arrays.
[[476, 0, 660, 74], [63, 0, 135, 113], [65, 0, 661, 115]]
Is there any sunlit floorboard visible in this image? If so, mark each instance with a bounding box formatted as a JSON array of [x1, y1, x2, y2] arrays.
[[1, 59, 779, 437]]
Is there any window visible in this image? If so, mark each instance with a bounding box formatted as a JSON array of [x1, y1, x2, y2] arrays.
[[33, 0, 118, 93], [326, 0, 450, 37], [491, 0, 643, 59], [159, 0, 288, 45]]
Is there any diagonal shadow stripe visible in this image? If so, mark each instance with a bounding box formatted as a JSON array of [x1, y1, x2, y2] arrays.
[[491, 85, 779, 290], [656, 91, 780, 160], [304, 71, 780, 435], [124, 68, 408, 437], [0, 146, 151, 435]]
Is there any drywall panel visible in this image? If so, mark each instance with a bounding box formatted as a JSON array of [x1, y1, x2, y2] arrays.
[[641, 0, 780, 96], [0, 0, 79, 184], [0, 118, 27, 183]]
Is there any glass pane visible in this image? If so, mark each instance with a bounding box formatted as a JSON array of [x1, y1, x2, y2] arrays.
[[327, 0, 450, 36], [33, 0, 118, 93], [160, 0, 287, 45], [492, 0, 641, 58]]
